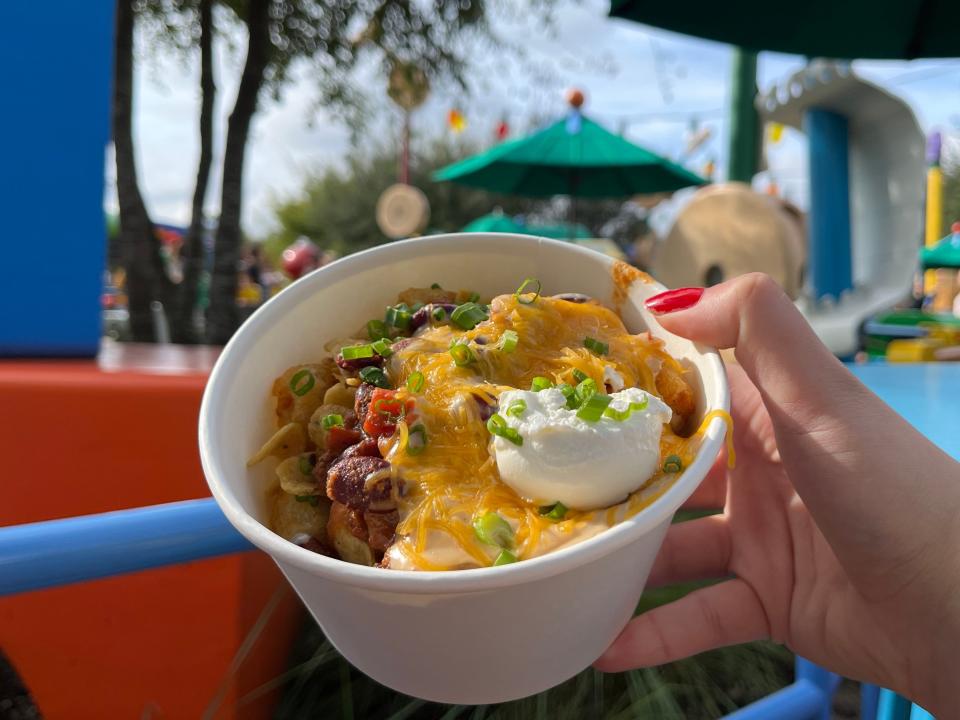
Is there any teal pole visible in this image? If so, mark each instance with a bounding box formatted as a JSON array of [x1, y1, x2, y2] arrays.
[[727, 48, 760, 183], [805, 108, 853, 299]]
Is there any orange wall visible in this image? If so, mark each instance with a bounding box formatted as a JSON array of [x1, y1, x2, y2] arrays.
[[0, 356, 302, 718]]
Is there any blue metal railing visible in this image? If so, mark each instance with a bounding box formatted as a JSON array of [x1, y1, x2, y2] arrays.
[[0, 499, 251, 596]]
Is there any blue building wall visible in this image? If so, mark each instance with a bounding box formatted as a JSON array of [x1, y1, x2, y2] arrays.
[[0, 2, 115, 355]]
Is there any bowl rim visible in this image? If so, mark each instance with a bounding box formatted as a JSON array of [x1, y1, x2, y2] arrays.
[[199, 233, 729, 594]]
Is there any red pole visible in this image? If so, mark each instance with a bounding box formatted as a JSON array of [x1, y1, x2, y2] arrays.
[[400, 111, 411, 184]]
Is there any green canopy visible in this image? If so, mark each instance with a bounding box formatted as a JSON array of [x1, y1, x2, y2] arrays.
[[462, 213, 528, 234], [920, 234, 960, 270], [461, 214, 592, 239], [434, 114, 706, 198], [609, 0, 958, 60]]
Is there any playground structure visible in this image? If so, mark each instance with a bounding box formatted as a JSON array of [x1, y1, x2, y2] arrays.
[[763, 61, 925, 355], [653, 182, 807, 298]]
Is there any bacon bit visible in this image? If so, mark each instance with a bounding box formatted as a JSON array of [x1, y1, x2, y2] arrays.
[[326, 455, 399, 511], [326, 426, 362, 454], [341, 437, 381, 459], [364, 509, 399, 552]]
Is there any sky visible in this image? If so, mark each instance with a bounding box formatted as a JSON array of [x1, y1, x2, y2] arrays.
[[107, 0, 960, 239]]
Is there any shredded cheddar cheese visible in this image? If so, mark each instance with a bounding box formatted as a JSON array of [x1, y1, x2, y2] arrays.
[[382, 293, 730, 570]]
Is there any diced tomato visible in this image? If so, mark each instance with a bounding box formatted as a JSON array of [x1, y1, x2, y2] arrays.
[[363, 388, 416, 438], [326, 426, 362, 453]]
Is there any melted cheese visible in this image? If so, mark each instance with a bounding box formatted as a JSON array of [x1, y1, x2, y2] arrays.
[[379, 293, 733, 571]]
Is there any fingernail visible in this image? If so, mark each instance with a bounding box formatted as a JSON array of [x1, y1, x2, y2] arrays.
[[645, 287, 704, 314]]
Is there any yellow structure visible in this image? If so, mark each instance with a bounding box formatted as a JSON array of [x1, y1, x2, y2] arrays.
[[924, 164, 943, 294]]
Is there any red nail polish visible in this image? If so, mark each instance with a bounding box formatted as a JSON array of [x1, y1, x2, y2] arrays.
[[645, 287, 704, 314]]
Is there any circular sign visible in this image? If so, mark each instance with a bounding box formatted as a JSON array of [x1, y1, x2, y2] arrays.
[[376, 184, 430, 239], [387, 62, 430, 111]]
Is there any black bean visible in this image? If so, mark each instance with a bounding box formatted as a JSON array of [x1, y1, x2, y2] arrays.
[[336, 354, 383, 371], [410, 303, 458, 331], [552, 293, 593, 304]]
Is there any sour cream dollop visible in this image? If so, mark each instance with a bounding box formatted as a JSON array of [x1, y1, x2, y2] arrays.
[[492, 387, 672, 511]]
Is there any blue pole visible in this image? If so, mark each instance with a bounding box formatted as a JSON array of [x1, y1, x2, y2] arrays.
[[0, 499, 253, 597], [804, 108, 853, 301], [723, 680, 825, 720], [795, 657, 841, 720], [724, 657, 838, 720], [861, 684, 881, 720], [876, 689, 914, 720]]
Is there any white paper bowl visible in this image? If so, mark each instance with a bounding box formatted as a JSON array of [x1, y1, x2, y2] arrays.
[[199, 233, 728, 705]]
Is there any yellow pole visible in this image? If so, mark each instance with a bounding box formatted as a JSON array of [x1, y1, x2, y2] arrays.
[[924, 154, 943, 295]]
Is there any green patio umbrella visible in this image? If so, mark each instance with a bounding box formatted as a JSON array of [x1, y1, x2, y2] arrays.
[[920, 233, 960, 270], [462, 213, 592, 239], [462, 213, 528, 234], [609, 0, 959, 60], [434, 113, 707, 198]]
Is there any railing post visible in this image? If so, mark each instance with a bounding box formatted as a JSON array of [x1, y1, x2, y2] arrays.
[[795, 657, 841, 720]]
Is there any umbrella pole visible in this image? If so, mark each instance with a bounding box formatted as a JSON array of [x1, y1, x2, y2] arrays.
[[727, 48, 759, 183], [399, 110, 411, 185]]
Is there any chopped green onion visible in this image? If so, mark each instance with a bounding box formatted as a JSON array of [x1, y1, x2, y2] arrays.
[[493, 549, 518, 566], [663, 455, 684, 473], [499, 329, 519, 353], [603, 398, 649, 422], [449, 342, 475, 367], [295, 495, 320, 506], [514, 277, 541, 305], [506, 399, 527, 418], [406, 371, 425, 392], [341, 344, 374, 360], [385, 306, 412, 330], [487, 413, 523, 446], [584, 337, 609, 355], [467, 291, 480, 303], [530, 376, 553, 392], [289, 369, 315, 397], [430, 282, 442, 289], [371, 338, 393, 357], [603, 406, 630, 421], [572, 368, 589, 383], [556, 382, 578, 409], [473, 511, 514, 549], [359, 366, 391, 389], [367, 319, 390, 340], [322, 414, 345, 429], [407, 423, 427, 456], [450, 302, 488, 330], [574, 378, 598, 407], [577, 393, 612, 422], [298, 455, 316, 475], [432, 306, 447, 322], [539, 502, 568, 520]]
